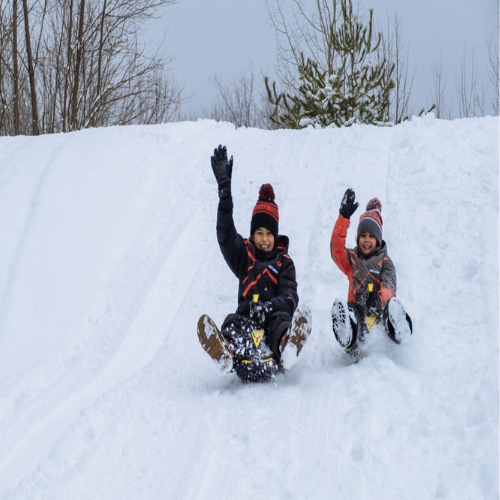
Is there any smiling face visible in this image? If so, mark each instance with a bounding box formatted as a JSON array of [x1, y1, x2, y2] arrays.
[[358, 231, 378, 255], [252, 227, 275, 252]]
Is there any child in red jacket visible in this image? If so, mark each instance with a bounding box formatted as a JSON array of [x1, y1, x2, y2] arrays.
[[330, 188, 412, 361]]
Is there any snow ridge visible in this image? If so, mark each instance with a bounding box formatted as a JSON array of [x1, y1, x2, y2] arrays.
[[0, 117, 498, 499]]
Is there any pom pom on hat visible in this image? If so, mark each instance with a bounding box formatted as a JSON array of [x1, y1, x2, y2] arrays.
[[258, 183, 275, 202], [366, 198, 382, 212], [250, 183, 279, 238], [357, 197, 383, 246]]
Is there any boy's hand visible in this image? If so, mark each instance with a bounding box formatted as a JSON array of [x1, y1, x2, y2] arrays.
[[211, 145, 233, 198], [366, 289, 381, 315], [249, 300, 274, 328], [339, 188, 359, 219]]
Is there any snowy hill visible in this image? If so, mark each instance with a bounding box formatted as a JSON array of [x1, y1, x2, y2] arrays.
[[0, 116, 498, 499]]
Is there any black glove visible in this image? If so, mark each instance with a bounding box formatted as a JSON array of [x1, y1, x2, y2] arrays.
[[339, 188, 359, 219], [366, 289, 381, 315], [211, 145, 233, 198], [249, 300, 274, 328]]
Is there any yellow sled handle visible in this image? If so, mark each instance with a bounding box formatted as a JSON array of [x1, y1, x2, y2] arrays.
[[251, 294, 262, 347]]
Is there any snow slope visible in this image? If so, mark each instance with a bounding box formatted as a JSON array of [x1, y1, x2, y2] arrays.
[[0, 116, 498, 499]]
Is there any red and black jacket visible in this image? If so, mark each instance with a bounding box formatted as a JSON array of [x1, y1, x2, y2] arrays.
[[216, 196, 298, 316], [330, 214, 396, 314]]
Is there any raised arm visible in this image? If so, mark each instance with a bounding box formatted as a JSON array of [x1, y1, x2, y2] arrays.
[[211, 145, 246, 277], [330, 188, 358, 275]]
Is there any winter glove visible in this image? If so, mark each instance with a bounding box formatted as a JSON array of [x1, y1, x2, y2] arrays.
[[366, 288, 381, 316], [249, 300, 274, 328], [211, 145, 233, 198], [339, 188, 359, 219]]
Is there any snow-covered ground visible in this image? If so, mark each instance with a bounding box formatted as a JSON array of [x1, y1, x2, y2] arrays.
[[0, 115, 498, 499]]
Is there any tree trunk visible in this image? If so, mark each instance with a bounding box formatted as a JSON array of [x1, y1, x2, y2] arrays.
[[70, 0, 85, 130], [12, 0, 20, 135], [22, 0, 39, 135]]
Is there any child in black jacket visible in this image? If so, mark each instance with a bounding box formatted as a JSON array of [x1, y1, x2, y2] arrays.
[[203, 145, 299, 371]]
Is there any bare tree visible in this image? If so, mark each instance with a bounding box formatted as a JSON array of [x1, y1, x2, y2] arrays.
[[487, 36, 499, 115], [22, 0, 40, 134], [58, 0, 183, 131], [379, 12, 417, 123], [11, 0, 21, 134], [187, 65, 274, 129], [69, 0, 85, 130], [456, 46, 486, 118], [0, 0, 30, 135], [267, 0, 344, 94], [488, 0, 500, 115], [208, 66, 271, 128], [0, 0, 183, 136], [430, 56, 452, 119]]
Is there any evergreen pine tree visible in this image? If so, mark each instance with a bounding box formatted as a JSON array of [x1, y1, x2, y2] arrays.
[[266, 0, 395, 128]]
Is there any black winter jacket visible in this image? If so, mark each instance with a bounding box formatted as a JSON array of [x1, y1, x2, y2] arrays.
[[216, 195, 298, 317]]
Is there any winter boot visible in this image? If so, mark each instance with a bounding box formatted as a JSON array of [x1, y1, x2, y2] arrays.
[[197, 314, 234, 373], [281, 306, 312, 370], [384, 298, 413, 345], [331, 299, 359, 350]]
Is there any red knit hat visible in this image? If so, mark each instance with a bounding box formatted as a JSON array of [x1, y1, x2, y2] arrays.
[[357, 198, 383, 245], [250, 184, 279, 238]]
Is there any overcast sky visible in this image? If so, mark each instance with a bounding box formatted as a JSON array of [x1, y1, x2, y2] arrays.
[[146, 0, 499, 119]]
